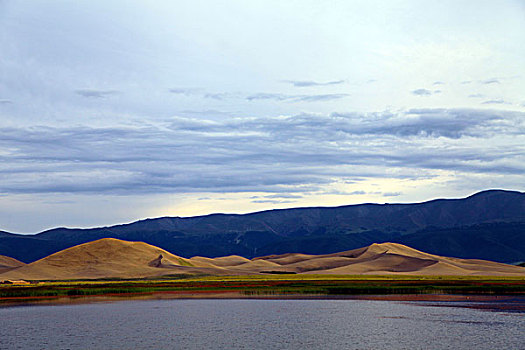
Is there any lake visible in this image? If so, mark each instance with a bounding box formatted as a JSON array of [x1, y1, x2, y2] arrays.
[[1, 298, 524, 349]]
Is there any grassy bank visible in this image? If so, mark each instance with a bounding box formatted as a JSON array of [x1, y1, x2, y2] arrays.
[[2, 275, 525, 302]]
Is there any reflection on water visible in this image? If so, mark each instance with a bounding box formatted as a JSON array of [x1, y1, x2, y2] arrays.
[[1, 298, 524, 349]]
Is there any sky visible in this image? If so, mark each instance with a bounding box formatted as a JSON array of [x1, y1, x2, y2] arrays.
[[0, 0, 524, 233]]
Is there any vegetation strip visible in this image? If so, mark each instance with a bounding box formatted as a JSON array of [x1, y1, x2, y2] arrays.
[[2, 276, 525, 302]]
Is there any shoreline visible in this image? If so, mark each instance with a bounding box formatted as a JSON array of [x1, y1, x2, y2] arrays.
[[2, 291, 525, 310], [2, 276, 525, 308]]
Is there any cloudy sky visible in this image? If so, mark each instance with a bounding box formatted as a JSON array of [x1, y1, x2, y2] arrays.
[[0, 0, 524, 233]]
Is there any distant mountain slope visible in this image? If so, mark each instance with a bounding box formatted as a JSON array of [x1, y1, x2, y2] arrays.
[[0, 190, 523, 263], [1, 239, 524, 280]]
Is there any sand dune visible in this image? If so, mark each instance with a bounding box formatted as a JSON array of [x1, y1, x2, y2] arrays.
[[246, 243, 525, 276], [0, 238, 228, 280], [1, 239, 524, 280], [228, 259, 283, 273], [253, 253, 318, 265], [190, 255, 250, 267], [297, 244, 525, 276], [0, 255, 25, 274]]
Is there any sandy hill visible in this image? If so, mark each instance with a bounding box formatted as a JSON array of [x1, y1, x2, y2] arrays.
[[189, 255, 250, 267], [251, 243, 525, 276], [0, 238, 228, 280], [1, 239, 524, 281], [0, 255, 25, 274]]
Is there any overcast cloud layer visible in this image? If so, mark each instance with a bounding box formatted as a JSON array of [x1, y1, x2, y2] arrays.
[[0, 0, 524, 232], [1, 108, 523, 194]]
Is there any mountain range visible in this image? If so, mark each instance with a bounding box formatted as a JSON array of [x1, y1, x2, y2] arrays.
[[1, 239, 524, 280], [0, 189, 524, 263]]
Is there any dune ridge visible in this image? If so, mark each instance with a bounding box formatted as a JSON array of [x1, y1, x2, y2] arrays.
[[0, 255, 25, 274], [1, 238, 524, 281]]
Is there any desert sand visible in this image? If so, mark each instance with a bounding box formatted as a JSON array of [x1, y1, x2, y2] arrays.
[[0, 238, 229, 280], [1, 239, 524, 281], [0, 255, 25, 274]]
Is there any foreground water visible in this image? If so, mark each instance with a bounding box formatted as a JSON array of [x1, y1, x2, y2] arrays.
[[1, 298, 523, 349]]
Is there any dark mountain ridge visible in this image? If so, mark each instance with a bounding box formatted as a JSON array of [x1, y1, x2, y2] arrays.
[[1, 189, 524, 263]]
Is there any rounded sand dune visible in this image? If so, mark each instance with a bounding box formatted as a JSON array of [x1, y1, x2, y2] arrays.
[[1, 240, 524, 280], [190, 255, 251, 267], [0, 238, 226, 280], [0, 255, 25, 274]]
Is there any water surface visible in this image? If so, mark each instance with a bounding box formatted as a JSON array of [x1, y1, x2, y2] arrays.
[[1, 298, 523, 349]]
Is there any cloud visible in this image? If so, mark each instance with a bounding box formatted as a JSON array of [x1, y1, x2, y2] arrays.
[[461, 81, 472, 84], [168, 88, 202, 95], [0, 99, 12, 105], [294, 94, 349, 102], [179, 109, 234, 118], [169, 89, 240, 100], [482, 99, 511, 105], [345, 191, 366, 195], [168, 89, 348, 102], [246, 93, 288, 101], [262, 194, 303, 199], [203, 92, 236, 100], [0, 108, 522, 195], [468, 94, 484, 98], [246, 93, 349, 102], [251, 199, 295, 204], [75, 89, 118, 98], [283, 80, 345, 87], [432, 81, 444, 85], [320, 190, 400, 197], [411, 89, 432, 96], [373, 108, 507, 138], [382, 192, 402, 197], [481, 78, 500, 85]]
